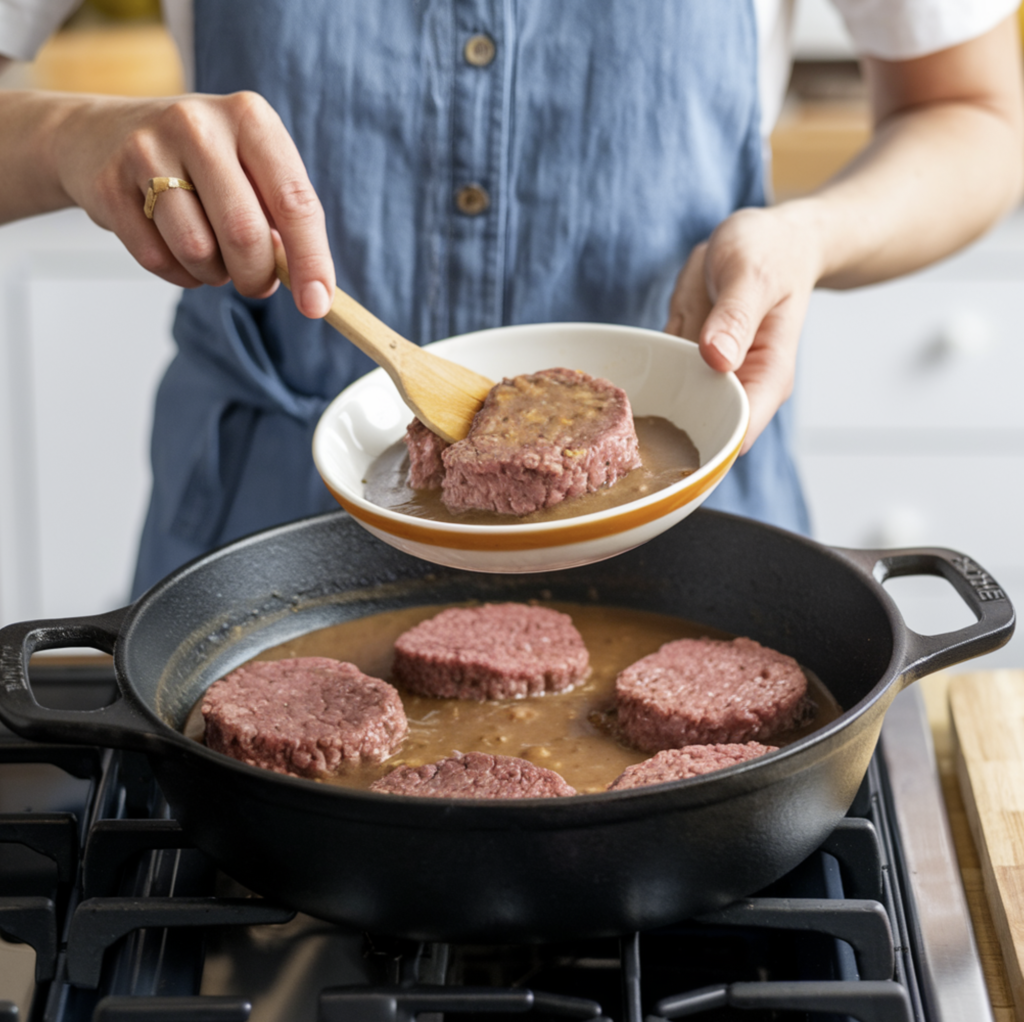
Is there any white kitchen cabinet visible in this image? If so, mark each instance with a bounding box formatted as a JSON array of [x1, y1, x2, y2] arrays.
[[800, 280, 1024, 432], [795, 208, 1024, 669], [0, 208, 179, 626]]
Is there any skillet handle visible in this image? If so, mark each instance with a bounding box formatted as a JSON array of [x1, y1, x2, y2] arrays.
[[834, 546, 1015, 684], [0, 608, 164, 752]]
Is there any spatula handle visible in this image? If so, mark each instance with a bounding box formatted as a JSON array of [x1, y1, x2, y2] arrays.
[[273, 248, 420, 392]]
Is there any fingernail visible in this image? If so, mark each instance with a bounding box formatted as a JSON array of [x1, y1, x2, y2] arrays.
[[708, 333, 740, 366], [301, 280, 331, 318]]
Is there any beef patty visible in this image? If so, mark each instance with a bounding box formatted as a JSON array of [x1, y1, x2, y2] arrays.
[[202, 657, 408, 778], [404, 367, 641, 515], [370, 751, 577, 798], [615, 636, 811, 752], [393, 603, 590, 701], [607, 742, 777, 791], [404, 418, 448, 489]]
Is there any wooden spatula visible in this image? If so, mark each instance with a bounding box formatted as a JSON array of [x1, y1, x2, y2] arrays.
[[275, 251, 493, 442]]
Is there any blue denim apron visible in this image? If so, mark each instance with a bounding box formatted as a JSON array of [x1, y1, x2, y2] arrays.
[[132, 0, 810, 596]]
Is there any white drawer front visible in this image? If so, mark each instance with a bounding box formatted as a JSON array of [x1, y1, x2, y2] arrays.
[[797, 279, 1024, 431], [800, 452, 1023, 669], [800, 453, 1024, 567], [0, 210, 179, 625]]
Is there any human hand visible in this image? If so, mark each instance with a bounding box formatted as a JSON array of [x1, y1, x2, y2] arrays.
[[52, 91, 334, 317], [664, 205, 823, 453]]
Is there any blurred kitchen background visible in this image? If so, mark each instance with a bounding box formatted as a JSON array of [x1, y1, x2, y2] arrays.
[[0, 0, 1022, 667]]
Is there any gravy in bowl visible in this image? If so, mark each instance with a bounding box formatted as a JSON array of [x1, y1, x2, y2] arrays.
[[364, 417, 700, 525]]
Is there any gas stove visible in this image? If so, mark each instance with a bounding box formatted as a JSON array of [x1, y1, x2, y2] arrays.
[[0, 660, 991, 1022]]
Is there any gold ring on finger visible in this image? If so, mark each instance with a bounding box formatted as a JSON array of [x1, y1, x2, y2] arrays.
[[144, 176, 196, 219]]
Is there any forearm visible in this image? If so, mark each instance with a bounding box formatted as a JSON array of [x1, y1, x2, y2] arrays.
[[789, 97, 1024, 290], [665, 16, 1024, 450], [0, 83, 334, 313], [787, 16, 1024, 291], [0, 88, 88, 222]]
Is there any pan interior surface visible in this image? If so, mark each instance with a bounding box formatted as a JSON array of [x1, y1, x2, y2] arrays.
[[122, 510, 895, 748]]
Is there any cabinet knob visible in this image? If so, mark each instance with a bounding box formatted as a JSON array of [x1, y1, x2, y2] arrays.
[[864, 506, 929, 549], [932, 310, 992, 359]]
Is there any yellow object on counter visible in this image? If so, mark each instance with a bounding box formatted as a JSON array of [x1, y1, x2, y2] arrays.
[[86, 0, 161, 18], [31, 24, 183, 96]]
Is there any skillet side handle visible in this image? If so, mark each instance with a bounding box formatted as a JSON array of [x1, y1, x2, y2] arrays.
[[0, 609, 163, 752], [834, 546, 1015, 684]]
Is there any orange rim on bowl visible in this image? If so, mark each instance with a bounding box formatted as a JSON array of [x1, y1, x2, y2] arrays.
[[322, 432, 743, 551]]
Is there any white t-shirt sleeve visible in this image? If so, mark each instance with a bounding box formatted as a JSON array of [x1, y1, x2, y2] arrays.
[[756, 0, 1021, 141], [830, 0, 1020, 60], [160, 0, 192, 90], [0, 0, 81, 60]]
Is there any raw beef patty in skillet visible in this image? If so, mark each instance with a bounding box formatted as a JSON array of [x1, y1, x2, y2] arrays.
[[202, 657, 408, 779], [392, 603, 590, 701], [615, 636, 812, 753], [607, 742, 778, 790], [370, 751, 577, 798]]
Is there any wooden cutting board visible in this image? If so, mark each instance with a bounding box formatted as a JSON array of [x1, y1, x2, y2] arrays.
[[950, 670, 1024, 1022]]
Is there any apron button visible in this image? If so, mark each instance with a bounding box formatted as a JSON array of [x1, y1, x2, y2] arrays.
[[455, 184, 490, 216], [464, 34, 496, 67]]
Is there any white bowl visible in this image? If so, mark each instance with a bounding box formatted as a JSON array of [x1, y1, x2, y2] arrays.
[[312, 322, 748, 572]]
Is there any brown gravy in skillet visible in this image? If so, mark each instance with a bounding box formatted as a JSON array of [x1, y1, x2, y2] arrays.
[[363, 417, 701, 525], [184, 602, 842, 794]]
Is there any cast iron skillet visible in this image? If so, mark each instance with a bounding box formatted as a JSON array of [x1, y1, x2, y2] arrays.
[[0, 509, 1013, 941]]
